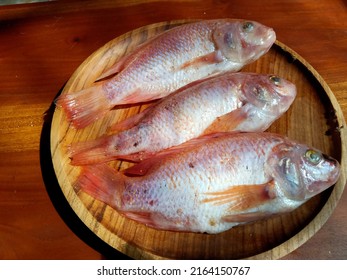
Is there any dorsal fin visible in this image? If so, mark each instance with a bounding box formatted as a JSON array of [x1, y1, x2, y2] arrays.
[[95, 38, 154, 81], [108, 105, 153, 133], [124, 133, 227, 176]]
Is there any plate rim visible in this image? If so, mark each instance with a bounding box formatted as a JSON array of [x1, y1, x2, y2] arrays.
[[50, 20, 347, 260]]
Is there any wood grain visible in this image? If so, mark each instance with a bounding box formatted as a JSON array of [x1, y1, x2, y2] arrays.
[[1, 0, 346, 260], [51, 21, 347, 259]]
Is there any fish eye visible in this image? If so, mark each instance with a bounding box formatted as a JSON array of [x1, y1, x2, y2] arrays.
[[304, 149, 322, 165], [269, 75, 281, 86], [242, 22, 254, 32]]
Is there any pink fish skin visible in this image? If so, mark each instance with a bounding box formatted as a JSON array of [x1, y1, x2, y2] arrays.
[[75, 132, 340, 234], [56, 19, 276, 128], [69, 73, 296, 165]]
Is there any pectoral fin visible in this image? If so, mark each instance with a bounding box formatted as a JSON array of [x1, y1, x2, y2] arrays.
[[203, 108, 248, 134], [180, 51, 224, 70], [202, 180, 276, 212]]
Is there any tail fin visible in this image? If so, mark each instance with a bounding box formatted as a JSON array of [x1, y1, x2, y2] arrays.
[[55, 84, 111, 129], [69, 136, 114, 166], [74, 164, 125, 209], [69, 135, 147, 165]]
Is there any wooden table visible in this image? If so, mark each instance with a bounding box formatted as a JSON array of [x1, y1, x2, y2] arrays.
[[0, 0, 346, 260]]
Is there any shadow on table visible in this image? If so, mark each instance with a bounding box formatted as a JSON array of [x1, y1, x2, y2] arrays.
[[39, 85, 131, 260]]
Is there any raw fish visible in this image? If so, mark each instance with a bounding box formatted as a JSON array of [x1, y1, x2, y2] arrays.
[[69, 73, 296, 165], [57, 19, 276, 128], [75, 132, 340, 234]]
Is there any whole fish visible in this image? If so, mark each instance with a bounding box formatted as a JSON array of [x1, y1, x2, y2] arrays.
[[69, 73, 296, 165], [57, 19, 276, 128], [75, 132, 340, 234]]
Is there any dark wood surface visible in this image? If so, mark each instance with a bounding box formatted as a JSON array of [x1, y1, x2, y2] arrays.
[[0, 0, 346, 259]]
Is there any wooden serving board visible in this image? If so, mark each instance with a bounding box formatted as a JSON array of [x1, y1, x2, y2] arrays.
[[50, 21, 347, 259]]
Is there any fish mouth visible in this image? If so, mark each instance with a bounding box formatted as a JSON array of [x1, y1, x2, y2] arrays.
[[323, 153, 341, 181], [260, 28, 276, 48], [306, 157, 341, 196], [275, 81, 297, 105], [326, 158, 341, 184], [247, 28, 276, 62], [266, 28, 276, 44]]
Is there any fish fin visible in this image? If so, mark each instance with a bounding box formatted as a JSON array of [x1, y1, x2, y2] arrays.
[[221, 211, 274, 223], [74, 164, 125, 209], [116, 152, 153, 163], [96, 52, 131, 81], [69, 136, 114, 166], [108, 105, 152, 133], [203, 108, 248, 134], [96, 36, 159, 81], [202, 180, 276, 212], [119, 210, 188, 231], [120, 211, 157, 227], [70, 134, 155, 165], [96, 65, 121, 81], [55, 84, 111, 129], [154, 132, 227, 156], [118, 88, 162, 105], [123, 133, 228, 175], [123, 153, 165, 176], [180, 51, 224, 70], [119, 211, 169, 229]]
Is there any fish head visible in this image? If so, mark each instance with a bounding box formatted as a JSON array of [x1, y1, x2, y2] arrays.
[[242, 74, 297, 116], [269, 143, 340, 201], [213, 20, 276, 64]]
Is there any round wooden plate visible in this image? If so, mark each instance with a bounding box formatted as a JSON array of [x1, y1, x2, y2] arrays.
[[51, 21, 347, 259]]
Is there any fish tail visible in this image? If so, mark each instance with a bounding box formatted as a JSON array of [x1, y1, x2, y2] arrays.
[[74, 164, 125, 208], [55, 84, 111, 129], [69, 135, 116, 165]]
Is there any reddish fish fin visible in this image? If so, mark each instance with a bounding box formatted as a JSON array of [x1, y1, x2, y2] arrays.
[[119, 210, 187, 231], [221, 212, 274, 223], [69, 135, 147, 165], [70, 122, 158, 165], [96, 64, 122, 81], [180, 51, 224, 70], [55, 84, 111, 129], [96, 53, 130, 81], [69, 136, 114, 166], [124, 153, 166, 176], [116, 152, 154, 163], [202, 180, 276, 212], [120, 211, 157, 227], [124, 133, 229, 175], [96, 33, 164, 81], [118, 211, 170, 230], [153, 132, 228, 156], [74, 164, 125, 209], [108, 105, 153, 133], [118, 88, 162, 105], [203, 108, 248, 135]]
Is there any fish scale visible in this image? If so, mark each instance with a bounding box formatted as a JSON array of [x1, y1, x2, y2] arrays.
[[76, 132, 340, 233], [69, 72, 296, 165], [57, 19, 276, 128]]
